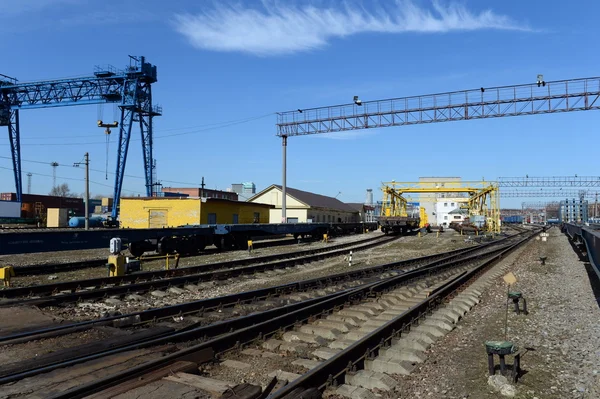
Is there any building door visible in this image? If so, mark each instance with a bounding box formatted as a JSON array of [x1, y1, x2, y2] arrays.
[[208, 213, 217, 224], [232, 214, 239, 224], [149, 210, 167, 228], [287, 217, 299, 223]]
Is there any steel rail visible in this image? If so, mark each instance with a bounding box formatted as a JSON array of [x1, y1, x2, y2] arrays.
[[44, 231, 533, 399], [10, 236, 305, 276], [0, 241, 513, 383], [1, 234, 393, 302], [0, 234, 507, 344], [268, 233, 533, 398]]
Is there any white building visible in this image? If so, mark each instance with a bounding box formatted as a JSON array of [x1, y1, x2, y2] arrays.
[[434, 198, 469, 227]]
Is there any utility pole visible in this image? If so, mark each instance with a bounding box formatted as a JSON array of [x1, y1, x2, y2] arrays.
[[74, 153, 90, 230], [26, 172, 32, 194], [51, 162, 59, 188], [282, 135, 287, 223], [201, 176, 205, 198], [85, 152, 89, 230]]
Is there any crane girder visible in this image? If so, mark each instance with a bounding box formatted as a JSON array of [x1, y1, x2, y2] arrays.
[[0, 56, 160, 217]]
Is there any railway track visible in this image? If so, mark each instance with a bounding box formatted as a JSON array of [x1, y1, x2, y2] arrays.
[[0, 234, 397, 306], [0, 228, 536, 398], [0, 233, 504, 346], [8, 235, 325, 276]]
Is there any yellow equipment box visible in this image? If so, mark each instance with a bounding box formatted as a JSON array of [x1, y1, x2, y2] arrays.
[[107, 255, 126, 277]]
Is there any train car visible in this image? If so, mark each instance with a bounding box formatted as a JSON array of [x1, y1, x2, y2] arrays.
[[0, 221, 378, 256], [378, 216, 420, 234]]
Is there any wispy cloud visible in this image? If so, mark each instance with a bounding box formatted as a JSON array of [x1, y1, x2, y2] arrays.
[[173, 0, 531, 56], [0, 0, 77, 16]]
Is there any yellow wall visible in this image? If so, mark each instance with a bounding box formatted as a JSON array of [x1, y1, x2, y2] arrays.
[[200, 201, 270, 224], [120, 198, 201, 228], [119, 198, 271, 228]]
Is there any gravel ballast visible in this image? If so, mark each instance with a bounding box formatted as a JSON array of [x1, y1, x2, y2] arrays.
[[377, 227, 600, 399]]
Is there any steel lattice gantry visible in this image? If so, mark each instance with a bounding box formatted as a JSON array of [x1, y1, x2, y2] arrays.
[[380, 181, 501, 233], [0, 56, 161, 218], [275, 76, 600, 221], [501, 190, 600, 198], [498, 176, 600, 187]]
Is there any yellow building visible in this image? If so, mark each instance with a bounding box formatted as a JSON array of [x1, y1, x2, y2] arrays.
[[248, 184, 359, 224], [119, 197, 273, 229]]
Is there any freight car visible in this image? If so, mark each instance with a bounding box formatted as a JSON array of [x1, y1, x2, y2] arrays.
[[0, 222, 379, 256], [378, 216, 421, 234]]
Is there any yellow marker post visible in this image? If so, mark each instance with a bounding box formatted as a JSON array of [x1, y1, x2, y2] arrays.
[[436, 231, 440, 238], [418, 231, 421, 238], [323, 233, 328, 243], [0, 266, 15, 287], [248, 240, 254, 253]]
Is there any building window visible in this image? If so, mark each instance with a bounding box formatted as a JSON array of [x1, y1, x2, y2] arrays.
[[451, 202, 455, 207], [454, 215, 461, 220], [233, 214, 239, 224], [444, 203, 448, 207], [253, 212, 260, 223], [208, 213, 217, 224], [444, 215, 448, 220]]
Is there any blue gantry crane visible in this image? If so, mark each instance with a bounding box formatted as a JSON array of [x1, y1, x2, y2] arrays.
[[0, 56, 161, 223]]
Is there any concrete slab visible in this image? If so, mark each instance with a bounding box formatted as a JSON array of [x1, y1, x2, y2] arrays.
[[347, 306, 378, 316], [338, 309, 371, 321], [327, 314, 361, 326], [241, 348, 264, 357], [125, 294, 145, 301], [435, 308, 462, 323], [299, 325, 341, 340], [292, 359, 322, 370], [167, 287, 186, 295], [282, 331, 327, 345], [183, 284, 199, 292], [448, 302, 470, 314], [222, 359, 251, 370], [365, 358, 415, 375], [413, 324, 447, 337], [404, 331, 436, 344], [380, 347, 427, 363], [312, 347, 341, 360], [280, 342, 309, 353], [329, 339, 356, 350], [392, 337, 430, 351], [344, 330, 369, 341], [421, 318, 455, 332], [104, 298, 122, 306], [150, 290, 168, 298], [355, 302, 384, 311], [373, 313, 399, 322], [336, 384, 378, 399], [361, 319, 389, 329], [262, 339, 283, 351], [268, 370, 301, 382], [345, 370, 397, 391], [316, 320, 352, 333]]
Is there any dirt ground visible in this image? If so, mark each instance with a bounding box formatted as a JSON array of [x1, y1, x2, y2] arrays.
[[2, 233, 384, 287], [379, 227, 600, 399], [42, 230, 480, 321]]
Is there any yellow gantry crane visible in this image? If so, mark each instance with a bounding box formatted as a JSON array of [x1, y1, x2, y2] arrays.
[[380, 180, 501, 233]]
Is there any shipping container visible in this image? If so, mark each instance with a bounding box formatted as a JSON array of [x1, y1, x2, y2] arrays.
[[101, 197, 114, 207], [47, 208, 69, 227], [0, 201, 21, 218]]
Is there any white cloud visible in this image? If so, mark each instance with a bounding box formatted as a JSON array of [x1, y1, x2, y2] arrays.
[[173, 0, 531, 56]]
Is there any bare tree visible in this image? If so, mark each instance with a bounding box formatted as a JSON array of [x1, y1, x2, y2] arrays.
[[49, 183, 77, 197]]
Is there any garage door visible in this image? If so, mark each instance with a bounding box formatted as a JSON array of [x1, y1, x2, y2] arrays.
[[149, 210, 168, 228]]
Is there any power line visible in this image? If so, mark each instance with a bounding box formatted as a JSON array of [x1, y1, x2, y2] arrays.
[[0, 165, 146, 195], [0, 113, 274, 145], [0, 155, 207, 187]]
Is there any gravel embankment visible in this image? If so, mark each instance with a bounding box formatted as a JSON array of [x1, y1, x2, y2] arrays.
[[378, 227, 600, 399]]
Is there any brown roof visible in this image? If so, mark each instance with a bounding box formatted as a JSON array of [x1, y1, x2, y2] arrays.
[[272, 185, 357, 213]]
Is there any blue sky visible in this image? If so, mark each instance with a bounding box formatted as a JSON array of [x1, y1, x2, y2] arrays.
[[0, 0, 598, 208]]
